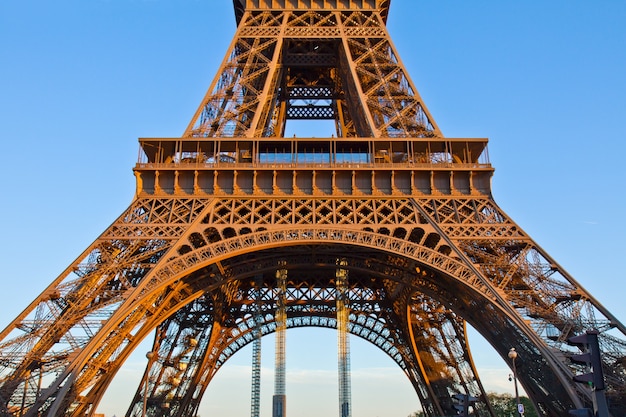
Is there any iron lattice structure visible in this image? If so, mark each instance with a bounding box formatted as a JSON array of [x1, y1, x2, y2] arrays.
[[1, 1, 625, 416]]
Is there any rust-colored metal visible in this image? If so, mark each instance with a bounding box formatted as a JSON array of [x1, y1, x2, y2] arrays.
[[1, 1, 625, 417]]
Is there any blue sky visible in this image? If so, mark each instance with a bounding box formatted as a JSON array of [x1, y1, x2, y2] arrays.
[[1, 1, 625, 416]]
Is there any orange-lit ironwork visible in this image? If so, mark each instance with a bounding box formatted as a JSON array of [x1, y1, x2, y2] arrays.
[[0, 1, 625, 417]]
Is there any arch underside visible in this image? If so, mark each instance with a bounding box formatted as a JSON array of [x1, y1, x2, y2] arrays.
[[124, 245, 496, 417], [2, 195, 624, 417]]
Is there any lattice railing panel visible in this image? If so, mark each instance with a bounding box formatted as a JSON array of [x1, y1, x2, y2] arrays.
[[202, 198, 426, 229]]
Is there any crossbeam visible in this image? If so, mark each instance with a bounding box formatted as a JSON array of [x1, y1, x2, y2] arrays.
[[233, 0, 391, 25]]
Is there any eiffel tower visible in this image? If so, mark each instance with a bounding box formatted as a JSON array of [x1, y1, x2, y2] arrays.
[[1, 1, 625, 416]]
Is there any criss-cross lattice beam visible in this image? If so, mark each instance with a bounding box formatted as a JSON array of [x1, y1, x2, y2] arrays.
[[185, 9, 440, 139], [2, 1, 626, 416]]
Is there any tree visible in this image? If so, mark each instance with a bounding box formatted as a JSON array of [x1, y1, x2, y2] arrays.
[[486, 392, 537, 417], [409, 392, 537, 417]]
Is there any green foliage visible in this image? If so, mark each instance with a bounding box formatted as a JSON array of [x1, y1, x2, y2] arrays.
[[486, 392, 537, 417], [486, 391, 516, 416], [409, 392, 537, 417]]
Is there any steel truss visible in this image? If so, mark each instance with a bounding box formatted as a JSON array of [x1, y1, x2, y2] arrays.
[[0, 2, 625, 417]]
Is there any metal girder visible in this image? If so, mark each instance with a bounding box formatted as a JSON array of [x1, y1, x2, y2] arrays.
[[119, 248, 493, 417], [1, 2, 626, 417], [3, 193, 626, 415], [232, 1, 392, 27], [185, 9, 439, 138]]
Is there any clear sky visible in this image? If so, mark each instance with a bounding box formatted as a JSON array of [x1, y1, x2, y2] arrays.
[[1, 1, 625, 417]]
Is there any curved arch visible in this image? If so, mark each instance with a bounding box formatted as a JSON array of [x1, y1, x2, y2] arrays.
[[25, 228, 572, 416], [149, 227, 500, 303], [120, 246, 492, 417]]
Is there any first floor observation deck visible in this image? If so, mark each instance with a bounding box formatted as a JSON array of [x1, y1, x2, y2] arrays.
[[134, 136, 493, 197]]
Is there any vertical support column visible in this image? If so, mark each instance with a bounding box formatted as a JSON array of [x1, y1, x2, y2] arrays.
[[273, 262, 288, 417], [337, 12, 379, 138], [251, 274, 264, 417], [247, 12, 289, 138], [336, 258, 351, 417]]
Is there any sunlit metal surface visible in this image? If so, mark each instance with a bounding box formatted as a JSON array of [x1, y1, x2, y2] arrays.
[[0, 1, 625, 417]]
